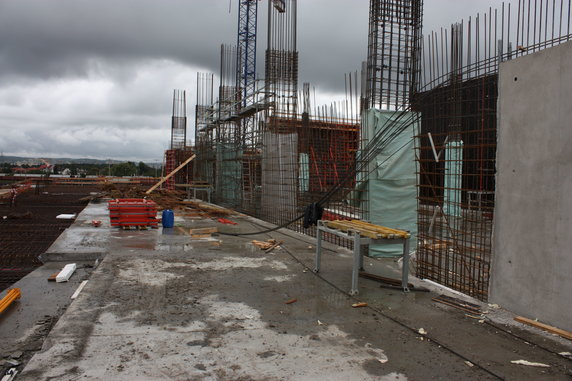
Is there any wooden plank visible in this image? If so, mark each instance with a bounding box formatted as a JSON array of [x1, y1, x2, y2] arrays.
[[351, 220, 408, 236], [349, 220, 410, 239], [0, 288, 21, 314], [325, 219, 410, 240], [145, 154, 196, 194], [176, 227, 189, 235], [189, 227, 218, 235], [265, 240, 284, 253], [71, 280, 88, 300], [514, 316, 572, 341], [325, 220, 380, 239], [191, 234, 212, 239]]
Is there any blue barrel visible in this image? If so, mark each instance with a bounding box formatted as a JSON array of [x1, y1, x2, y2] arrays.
[[162, 209, 174, 228]]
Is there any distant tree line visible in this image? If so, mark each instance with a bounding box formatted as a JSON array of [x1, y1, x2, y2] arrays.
[[1, 162, 161, 177]]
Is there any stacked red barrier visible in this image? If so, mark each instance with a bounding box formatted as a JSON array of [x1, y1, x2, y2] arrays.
[[108, 198, 158, 228]]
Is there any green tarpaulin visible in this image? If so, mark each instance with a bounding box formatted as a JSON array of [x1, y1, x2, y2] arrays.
[[362, 109, 419, 257]]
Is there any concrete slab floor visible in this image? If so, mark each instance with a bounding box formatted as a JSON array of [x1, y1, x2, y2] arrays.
[[3, 202, 571, 380]]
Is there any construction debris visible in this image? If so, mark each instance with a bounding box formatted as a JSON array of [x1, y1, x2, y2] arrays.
[[359, 271, 414, 289], [189, 227, 218, 235], [217, 218, 237, 225], [3, 359, 19, 367], [189, 227, 218, 238], [56, 263, 77, 283], [510, 360, 550, 368], [251, 239, 279, 250], [432, 294, 482, 315], [514, 316, 572, 341], [56, 213, 76, 220], [265, 241, 283, 253], [71, 280, 89, 300], [1, 368, 18, 381], [0, 288, 21, 314]]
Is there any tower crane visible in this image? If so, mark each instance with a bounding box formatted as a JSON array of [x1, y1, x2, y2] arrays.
[[236, 0, 285, 109], [236, 0, 259, 109]]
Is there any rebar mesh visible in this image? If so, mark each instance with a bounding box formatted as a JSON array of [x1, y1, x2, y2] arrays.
[[413, 0, 572, 300]]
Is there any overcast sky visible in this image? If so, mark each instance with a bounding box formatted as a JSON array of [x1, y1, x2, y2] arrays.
[[0, 0, 504, 162]]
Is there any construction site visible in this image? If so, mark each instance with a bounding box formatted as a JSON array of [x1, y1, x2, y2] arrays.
[[1, 0, 572, 380]]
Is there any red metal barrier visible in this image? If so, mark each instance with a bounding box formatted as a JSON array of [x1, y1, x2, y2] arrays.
[[108, 198, 158, 228]]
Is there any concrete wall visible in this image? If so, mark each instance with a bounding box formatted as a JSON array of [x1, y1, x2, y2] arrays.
[[490, 41, 572, 331]]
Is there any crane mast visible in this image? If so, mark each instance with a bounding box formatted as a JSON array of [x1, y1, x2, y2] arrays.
[[236, 0, 259, 109]]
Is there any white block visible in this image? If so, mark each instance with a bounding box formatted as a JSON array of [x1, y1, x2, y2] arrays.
[[56, 263, 77, 283], [56, 213, 77, 219]]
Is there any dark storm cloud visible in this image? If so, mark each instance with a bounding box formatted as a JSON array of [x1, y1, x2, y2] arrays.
[[0, 0, 500, 89], [0, 0, 233, 81], [0, 0, 504, 160]]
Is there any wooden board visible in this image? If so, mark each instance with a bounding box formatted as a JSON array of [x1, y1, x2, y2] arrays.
[[191, 234, 212, 239], [514, 316, 572, 341], [324, 220, 381, 239], [145, 154, 196, 194], [189, 227, 218, 235], [349, 220, 410, 239], [323, 220, 410, 240]]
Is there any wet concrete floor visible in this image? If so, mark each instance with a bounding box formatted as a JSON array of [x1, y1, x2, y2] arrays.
[[3, 201, 571, 380]]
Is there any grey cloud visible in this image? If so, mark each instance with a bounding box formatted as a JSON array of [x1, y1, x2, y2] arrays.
[[0, 0, 507, 161], [0, 0, 233, 81]]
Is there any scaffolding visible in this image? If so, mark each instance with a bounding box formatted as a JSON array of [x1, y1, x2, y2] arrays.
[[193, 0, 572, 284], [193, 0, 365, 248]]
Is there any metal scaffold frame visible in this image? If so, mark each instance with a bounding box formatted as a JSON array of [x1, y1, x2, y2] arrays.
[[193, 0, 366, 249]]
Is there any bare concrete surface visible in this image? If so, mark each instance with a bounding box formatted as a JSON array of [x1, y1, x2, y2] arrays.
[[40, 200, 111, 262], [492, 40, 572, 332], [0, 262, 96, 371], [4, 202, 571, 380]]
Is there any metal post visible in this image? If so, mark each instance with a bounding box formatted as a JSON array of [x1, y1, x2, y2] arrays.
[[350, 232, 361, 295], [314, 223, 322, 273], [402, 238, 410, 292]]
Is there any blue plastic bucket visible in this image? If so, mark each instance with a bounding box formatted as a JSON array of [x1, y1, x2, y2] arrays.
[[162, 209, 174, 228]]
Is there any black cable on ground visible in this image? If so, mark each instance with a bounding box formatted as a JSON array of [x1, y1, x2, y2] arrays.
[[243, 218, 572, 364], [218, 214, 304, 236], [483, 320, 572, 359], [277, 244, 506, 381], [230, 220, 505, 380]]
